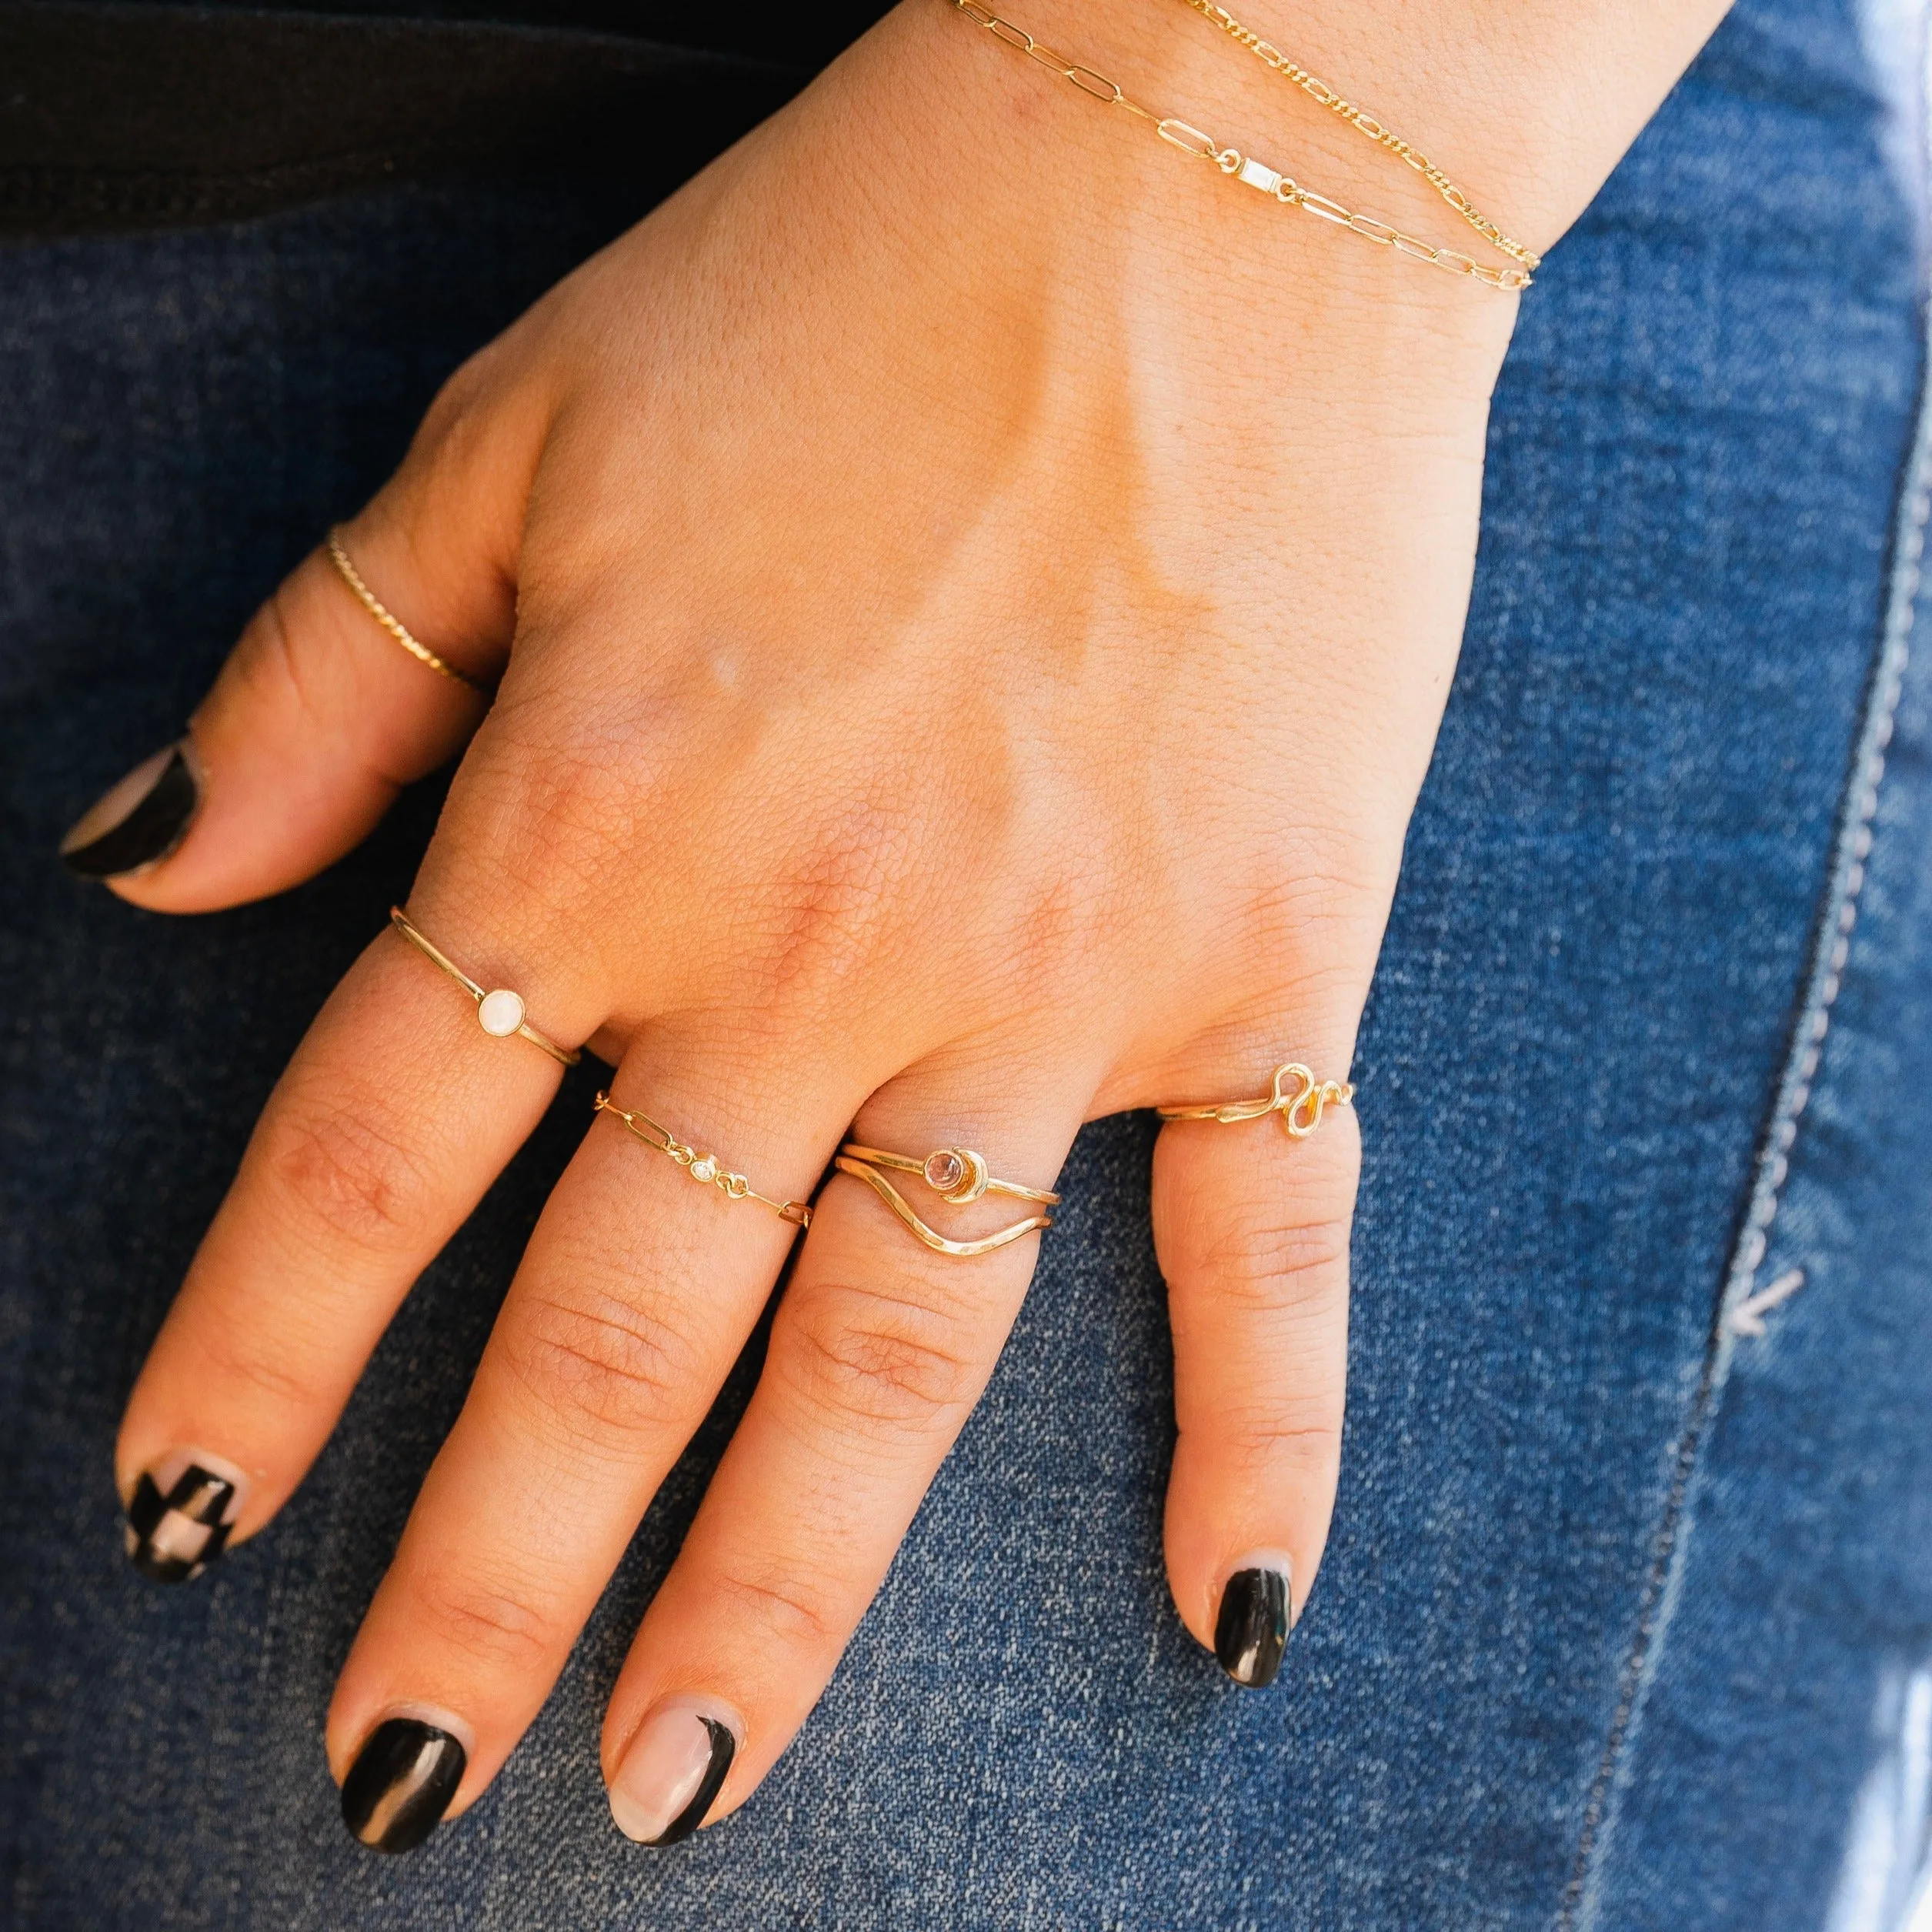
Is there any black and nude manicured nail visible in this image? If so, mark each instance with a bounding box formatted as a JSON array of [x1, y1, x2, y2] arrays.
[[1215, 1553, 1293, 1689], [608, 1697, 740, 1847], [123, 1450, 245, 1583], [341, 1717, 469, 1854], [60, 740, 202, 879]]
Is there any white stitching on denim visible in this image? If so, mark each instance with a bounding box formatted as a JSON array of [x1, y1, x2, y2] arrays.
[[1725, 1266, 1807, 1339], [1714, 455, 1920, 1332], [1557, 180, 1932, 1932], [1560, 484, 1927, 1932]]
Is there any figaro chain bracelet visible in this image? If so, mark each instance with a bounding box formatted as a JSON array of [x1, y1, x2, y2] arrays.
[[948, 0, 1532, 292], [1175, 0, 1540, 277]]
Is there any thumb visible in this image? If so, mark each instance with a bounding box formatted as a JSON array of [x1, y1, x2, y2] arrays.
[[60, 349, 547, 909]]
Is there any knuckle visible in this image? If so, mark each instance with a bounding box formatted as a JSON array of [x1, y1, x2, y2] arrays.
[[195, 1320, 329, 1413], [1192, 1196, 1352, 1319], [473, 727, 633, 906], [756, 807, 909, 1006], [500, 1278, 703, 1444], [1226, 833, 1390, 995], [1247, 820, 1389, 926], [252, 582, 322, 725], [252, 574, 429, 794], [993, 873, 1107, 1010], [413, 344, 499, 453], [1214, 1395, 1345, 1476], [710, 1560, 844, 1650], [406, 1566, 559, 1676], [776, 1276, 984, 1436], [265, 1093, 439, 1255]]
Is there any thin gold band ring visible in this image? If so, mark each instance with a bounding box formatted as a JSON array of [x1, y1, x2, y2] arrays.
[[834, 1143, 1059, 1259], [1156, 1061, 1353, 1138], [389, 907, 581, 1067]]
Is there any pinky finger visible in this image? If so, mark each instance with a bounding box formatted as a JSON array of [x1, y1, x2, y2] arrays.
[[1150, 1079, 1360, 1687]]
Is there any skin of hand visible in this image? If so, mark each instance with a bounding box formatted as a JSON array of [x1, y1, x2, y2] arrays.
[[87, 0, 1730, 1847]]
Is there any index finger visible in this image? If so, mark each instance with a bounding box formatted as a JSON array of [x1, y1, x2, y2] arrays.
[[114, 900, 592, 1579]]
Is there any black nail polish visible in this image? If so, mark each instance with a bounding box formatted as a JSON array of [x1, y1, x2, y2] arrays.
[[341, 1719, 467, 1854], [652, 1719, 736, 1848], [1215, 1567, 1291, 1688], [124, 1463, 238, 1583], [61, 742, 200, 878]]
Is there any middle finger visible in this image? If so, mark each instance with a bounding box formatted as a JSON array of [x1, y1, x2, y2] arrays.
[[323, 1021, 863, 1850]]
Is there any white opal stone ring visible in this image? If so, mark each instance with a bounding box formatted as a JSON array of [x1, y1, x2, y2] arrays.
[[388, 906, 580, 1067]]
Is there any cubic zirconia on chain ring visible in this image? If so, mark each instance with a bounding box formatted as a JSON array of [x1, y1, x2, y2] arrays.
[[1236, 155, 1283, 195]]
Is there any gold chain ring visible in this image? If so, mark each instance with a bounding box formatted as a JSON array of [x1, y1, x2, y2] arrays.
[[326, 529, 490, 695], [593, 1093, 813, 1229]]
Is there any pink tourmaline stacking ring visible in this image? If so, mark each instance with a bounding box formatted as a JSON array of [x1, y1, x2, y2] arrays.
[[833, 1140, 1059, 1260]]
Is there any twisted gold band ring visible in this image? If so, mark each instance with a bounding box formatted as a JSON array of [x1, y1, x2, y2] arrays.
[[326, 529, 489, 696]]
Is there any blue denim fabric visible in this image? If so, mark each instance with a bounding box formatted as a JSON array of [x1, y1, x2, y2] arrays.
[[3, 0, 1931, 1924]]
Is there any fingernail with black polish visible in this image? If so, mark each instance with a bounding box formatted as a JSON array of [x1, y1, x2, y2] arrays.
[[123, 1450, 245, 1584], [342, 1717, 468, 1854], [1215, 1554, 1293, 1689], [61, 740, 201, 879], [609, 1697, 739, 1847]]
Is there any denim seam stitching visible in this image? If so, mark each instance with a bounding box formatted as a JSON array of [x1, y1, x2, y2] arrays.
[[1553, 219, 1932, 1932]]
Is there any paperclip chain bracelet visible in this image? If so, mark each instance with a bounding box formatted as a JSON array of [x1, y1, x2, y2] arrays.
[[949, 0, 1530, 292], [1175, 0, 1540, 275]]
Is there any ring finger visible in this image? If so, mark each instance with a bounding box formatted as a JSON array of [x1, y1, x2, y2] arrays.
[[596, 1059, 1086, 1845]]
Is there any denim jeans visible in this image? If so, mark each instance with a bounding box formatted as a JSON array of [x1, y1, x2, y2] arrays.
[[4, 0, 1932, 1924]]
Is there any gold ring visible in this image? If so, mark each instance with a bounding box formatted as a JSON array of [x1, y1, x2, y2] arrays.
[[326, 529, 489, 696], [593, 1093, 813, 1229], [389, 907, 580, 1066], [834, 1142, 1059, 1258], [1156, 1061, 1353, 1138]]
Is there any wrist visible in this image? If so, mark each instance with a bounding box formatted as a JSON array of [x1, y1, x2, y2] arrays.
[[840, 0, 1519, 415], [854, 0, 1728, 342], [1006, 0, 1732, 254]]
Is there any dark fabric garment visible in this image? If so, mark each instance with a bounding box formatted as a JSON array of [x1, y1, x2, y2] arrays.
[[3, 0, 1932, 1924], [0, 1, 820, 235], [95, 0, 899, 54]]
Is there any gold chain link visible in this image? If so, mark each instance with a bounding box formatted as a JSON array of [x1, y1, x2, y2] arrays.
[[949, 1, 1530, 292], [592, 1093, 813, 1226], [1173, 0, 1540, 273]]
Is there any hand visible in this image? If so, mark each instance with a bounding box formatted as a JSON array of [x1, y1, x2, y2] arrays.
[[86, 0, 1723, 1850]]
